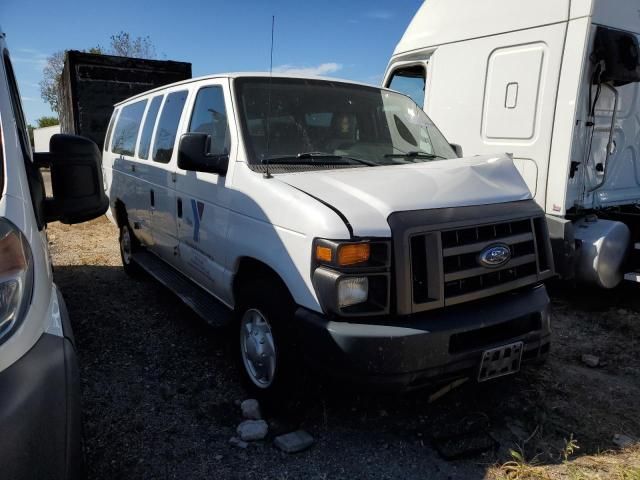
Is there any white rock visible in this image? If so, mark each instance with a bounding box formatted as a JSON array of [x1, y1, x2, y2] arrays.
[[581, 354, 600, 367], [274, 430, 314, 453], [237, 420, 268, 441], [613, 433, 634, 449], [241, 399, 262, 420]]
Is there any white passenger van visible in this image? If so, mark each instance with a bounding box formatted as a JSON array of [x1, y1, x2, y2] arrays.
[[0, 27, 108, 479], [385, 0, 640, 288], [103, 73, 554, 396]]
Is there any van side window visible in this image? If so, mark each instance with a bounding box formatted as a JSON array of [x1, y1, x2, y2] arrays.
[[111, 100, 147, 156], [138, 96, 163, 160], [387, 65, 426, 107], [153, 90, 188, 163], [188, 86, 230, 156], [104, 109, 118, 152]]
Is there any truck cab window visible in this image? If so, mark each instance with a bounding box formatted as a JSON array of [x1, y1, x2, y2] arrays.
[[153, 90, 188, 163], [387, 65, 427, 107], [111, 100, 147, 156], [138, 96, 163, 160], [188, 86, 230, 156]]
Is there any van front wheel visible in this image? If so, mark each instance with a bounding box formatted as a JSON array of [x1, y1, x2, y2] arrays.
[[119, 224, 142, 277], [237, 278, 301, 405]]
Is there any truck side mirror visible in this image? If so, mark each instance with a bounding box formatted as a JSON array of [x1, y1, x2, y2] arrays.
[[177, 133, 229, 176], [35, 134, 109, 225], [450, 143, 463, 158]]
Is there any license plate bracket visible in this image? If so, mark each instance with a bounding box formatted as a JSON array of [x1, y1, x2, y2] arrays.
[[478, 341, 523, 382]]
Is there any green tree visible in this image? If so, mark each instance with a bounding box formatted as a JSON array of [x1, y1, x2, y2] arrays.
[[39, 50, 65, 113], [36, 116, 59, 128]]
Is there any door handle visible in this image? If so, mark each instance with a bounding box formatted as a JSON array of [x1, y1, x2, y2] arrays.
[[177, 198, 182, 218], [150, 189, 155, 207]]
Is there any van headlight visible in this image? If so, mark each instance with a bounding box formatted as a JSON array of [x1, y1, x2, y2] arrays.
[[312, 239, 390, 317], [0, 219, 34, 343], [337, 276, 369, 308]]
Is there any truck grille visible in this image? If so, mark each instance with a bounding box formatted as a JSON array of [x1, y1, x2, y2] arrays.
[[409, 217, 552, 310]]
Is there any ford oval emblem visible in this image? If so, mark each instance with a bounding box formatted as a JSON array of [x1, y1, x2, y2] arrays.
[[478, 244, 512, 268]]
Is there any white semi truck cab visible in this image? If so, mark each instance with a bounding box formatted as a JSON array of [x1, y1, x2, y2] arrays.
[[103, 74, 554, 397], [386, 0, 640, 288]]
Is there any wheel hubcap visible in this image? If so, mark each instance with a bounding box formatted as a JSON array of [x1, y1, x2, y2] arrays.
[[240, 309, 276, 389], [121, 228, 132, 264]]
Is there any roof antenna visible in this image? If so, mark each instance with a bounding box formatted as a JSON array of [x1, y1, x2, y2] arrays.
[[263, 15, 275, 179]]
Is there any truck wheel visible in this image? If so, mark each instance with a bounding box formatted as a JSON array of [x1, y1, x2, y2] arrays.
[[237, 278, 301, 405], [119, 224, 142, 277]]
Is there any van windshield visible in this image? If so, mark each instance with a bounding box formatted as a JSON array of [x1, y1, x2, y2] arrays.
[[235, 77, 457, 168]]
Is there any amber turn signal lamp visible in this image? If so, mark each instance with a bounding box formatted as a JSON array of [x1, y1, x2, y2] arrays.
[[338, 243, 370, 266], [315, 245, 333, 263]]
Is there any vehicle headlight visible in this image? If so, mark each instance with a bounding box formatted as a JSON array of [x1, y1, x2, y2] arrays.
[[337, 276, 369, 308], [312, 238, 390, 317], [0, 219, 34, 343]]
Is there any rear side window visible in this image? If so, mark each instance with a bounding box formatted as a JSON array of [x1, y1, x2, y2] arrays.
[[387, 65, 427, 107], [153, 90, 188, 163], [111, 100, 147, 156], [104, 109, 118, 152], [188, 86, 230, 156], [138, 96, 163, 160]]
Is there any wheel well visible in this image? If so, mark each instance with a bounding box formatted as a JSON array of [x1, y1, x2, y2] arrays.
[[114, 199, 128, 228], [233, 257, 293, 308]]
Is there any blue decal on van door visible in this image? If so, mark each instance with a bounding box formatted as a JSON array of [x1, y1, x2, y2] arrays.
[[191, 199, 205, 242]]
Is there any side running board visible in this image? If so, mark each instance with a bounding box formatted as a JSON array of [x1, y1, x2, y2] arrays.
[[132, 250, 232, 327]]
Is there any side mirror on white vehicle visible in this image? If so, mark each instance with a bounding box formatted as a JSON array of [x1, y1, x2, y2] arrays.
[[35, 134, 109, 225], [177, 133, 229, 176], [450, 143, 463, 158]]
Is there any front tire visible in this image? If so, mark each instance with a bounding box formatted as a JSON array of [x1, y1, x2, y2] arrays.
[[236, 277, 301, 406], [119, 224, 142, 277]]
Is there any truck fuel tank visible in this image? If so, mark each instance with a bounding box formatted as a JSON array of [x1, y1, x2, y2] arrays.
[[574, 217, 630, 289]]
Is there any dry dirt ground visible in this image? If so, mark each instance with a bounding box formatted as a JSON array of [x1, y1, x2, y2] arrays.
[[49, 216, 640, 480]]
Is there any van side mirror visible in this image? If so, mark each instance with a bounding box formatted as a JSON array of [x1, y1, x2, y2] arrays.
[[35, 134, 109, 225], [450, 143, 463, 158], [177, 133, 229, 175]]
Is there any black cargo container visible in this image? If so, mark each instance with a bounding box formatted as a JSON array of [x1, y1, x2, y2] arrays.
[[59, 51, 191, 149]]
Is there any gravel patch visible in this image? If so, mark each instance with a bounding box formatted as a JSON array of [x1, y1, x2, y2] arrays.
[[49, 216, 640, 479]]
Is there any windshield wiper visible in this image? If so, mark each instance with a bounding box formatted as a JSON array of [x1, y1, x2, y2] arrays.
[[262, 152, 377, 166], [384, 151, 448, 160]]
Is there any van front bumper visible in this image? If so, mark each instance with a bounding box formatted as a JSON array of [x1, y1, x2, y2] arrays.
[[0, 289, 83, 480], [295, 284, 550, 391]]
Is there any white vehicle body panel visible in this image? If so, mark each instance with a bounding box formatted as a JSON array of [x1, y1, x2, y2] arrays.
[[277, 155, 531, 238], [0, 45, 59, 374], [386, 0, 640, 218]]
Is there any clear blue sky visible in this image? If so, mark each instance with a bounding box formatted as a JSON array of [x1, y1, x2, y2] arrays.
[[1, 0, 423, 124]]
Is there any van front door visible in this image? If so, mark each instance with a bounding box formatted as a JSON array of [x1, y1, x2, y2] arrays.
[[174, 81, 233, 301], [149, 90, 189, 264]]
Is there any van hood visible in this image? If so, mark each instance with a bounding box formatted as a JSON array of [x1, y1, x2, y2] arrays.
[[275, 155, 532, 237]]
